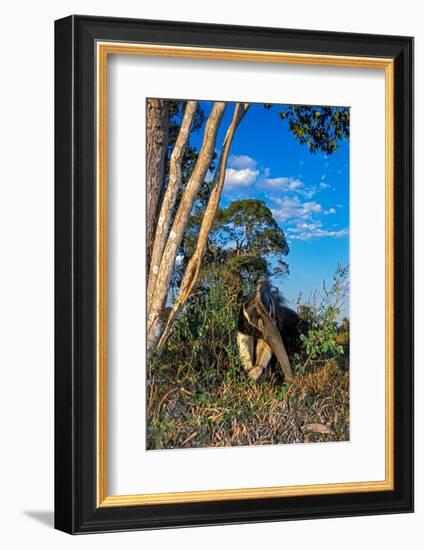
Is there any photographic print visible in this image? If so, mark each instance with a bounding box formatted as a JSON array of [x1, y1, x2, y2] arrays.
[[146, 98, 350, 450]]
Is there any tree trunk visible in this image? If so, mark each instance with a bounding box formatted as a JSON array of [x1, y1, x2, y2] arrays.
[[157, 103, 249, 352], [147, 101, 226, 360], [146, 99, 169, 268], [147, 100, 197, 310]]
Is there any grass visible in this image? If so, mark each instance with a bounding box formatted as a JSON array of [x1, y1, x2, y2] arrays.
[[147, 357, 349, 450]]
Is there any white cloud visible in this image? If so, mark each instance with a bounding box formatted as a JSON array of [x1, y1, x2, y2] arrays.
[[324, 207, 336, 215], [224, 167, 259, 187], [228, 154, 257, 170], [287, 222, 321, 233], [287, 220, 349, 240], [319, 182, 330, 190], [258, 175, 322, 199], [223, 154, 259, 188], [271, 196, 322, 223], [293, 228, 349, 240], [299, 186, 317, 199], [257, 175, 331, 199], [259, 176, 303, 191], [300, 201, 322, 216]]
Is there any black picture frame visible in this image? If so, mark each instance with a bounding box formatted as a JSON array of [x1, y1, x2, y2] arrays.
[[55, 14, 414, 534]]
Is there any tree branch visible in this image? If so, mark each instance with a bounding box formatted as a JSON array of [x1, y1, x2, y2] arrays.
[[147, 102, 227, 360], [146, 99, 169, 267], [157, 103, 249, 353], [147, 100, 198, 309]]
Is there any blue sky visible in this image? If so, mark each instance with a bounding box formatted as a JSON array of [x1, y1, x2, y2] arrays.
[[189, 101, 349, 315]]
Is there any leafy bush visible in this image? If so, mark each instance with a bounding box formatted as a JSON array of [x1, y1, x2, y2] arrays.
[[162, 266, 243, 383], [293, 264, 349, 374]]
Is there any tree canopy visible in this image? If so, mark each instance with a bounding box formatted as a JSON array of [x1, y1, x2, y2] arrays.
[[181, 199, 289, 292], [279, 105, 349, 154]]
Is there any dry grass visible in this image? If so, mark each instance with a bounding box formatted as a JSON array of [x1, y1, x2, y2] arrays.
[[147, 358, 349, 450]]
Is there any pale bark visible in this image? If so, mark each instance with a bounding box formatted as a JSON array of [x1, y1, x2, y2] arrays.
[[157, 103, 249, 352], [146, 99, 169, 267], [147, 102, 227, 360], [147, 100, 198, 310]]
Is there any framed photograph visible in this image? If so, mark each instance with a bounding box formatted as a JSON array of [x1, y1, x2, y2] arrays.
[[54, 15, 413, 534]]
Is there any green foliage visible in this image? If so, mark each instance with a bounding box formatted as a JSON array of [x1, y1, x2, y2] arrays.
[[293, 264, 349, 374], [336, 317, 350, 363], [165, 267, 243, 384], [181, 199, 289, 294], [216, 199, 289, 257], [280, 105, 349, 154]]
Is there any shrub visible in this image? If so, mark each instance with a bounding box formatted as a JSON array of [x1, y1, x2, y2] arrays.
[[293, 263, 349, 374], [163, 266, 243, 383]]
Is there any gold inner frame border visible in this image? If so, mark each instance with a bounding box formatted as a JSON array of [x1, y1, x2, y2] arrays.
[[96, 41, 394, 508]]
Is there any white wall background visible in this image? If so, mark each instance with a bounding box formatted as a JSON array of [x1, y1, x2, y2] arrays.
[[0, 0, 420, 547]]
